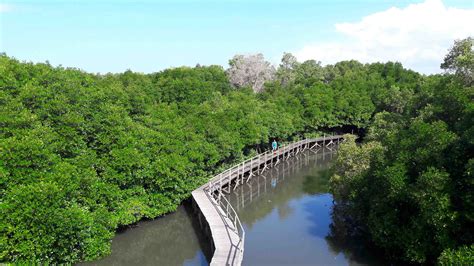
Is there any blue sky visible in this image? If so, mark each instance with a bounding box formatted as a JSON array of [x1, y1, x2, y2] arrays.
[[1, 0, 473, 74]]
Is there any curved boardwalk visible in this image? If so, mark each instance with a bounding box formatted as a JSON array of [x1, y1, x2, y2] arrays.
[[192, 135, 344, 266]]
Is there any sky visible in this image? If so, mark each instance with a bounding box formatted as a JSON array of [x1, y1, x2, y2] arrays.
[[0, 0, 473, 74]]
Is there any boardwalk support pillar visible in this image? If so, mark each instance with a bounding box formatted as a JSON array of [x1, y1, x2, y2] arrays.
[[191, 135, 344, 266]]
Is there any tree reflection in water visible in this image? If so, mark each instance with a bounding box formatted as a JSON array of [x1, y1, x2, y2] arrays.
[[226, 148, 385, 266], [82, 203, 212, 266], [326, 202, 387, 265]]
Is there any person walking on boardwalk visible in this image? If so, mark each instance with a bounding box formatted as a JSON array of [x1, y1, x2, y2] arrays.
[[272, 139, 278, 151]]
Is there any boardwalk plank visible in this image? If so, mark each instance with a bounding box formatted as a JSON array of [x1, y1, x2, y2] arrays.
[[192, 135, 343, 266]]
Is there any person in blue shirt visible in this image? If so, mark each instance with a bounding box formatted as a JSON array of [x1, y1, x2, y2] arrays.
[[272, 139, 278, 151]]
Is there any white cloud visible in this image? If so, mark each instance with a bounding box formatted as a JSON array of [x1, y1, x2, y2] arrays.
[[0, 4, 13, 12], [294, 0, 474, 74]]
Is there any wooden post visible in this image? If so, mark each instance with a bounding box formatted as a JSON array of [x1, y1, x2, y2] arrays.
[[239, 163, 242, 185], [241, 162, 244, 185], [257, 176, 261, 197], [262, 152, 267, 174], [240, 185, 244, 208], [250, 158, 253, 177], [315, 148, 318, 165], [249, 181, 253, 202], [257, 156, 260, 173], [276, 148, 280, 165], [218, 187, 222, 204], [233, 167, 239, 190]]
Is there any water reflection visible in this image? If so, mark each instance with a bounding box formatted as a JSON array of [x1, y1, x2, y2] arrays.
[[303, 194, 333, 238], [82, 203, 211, 266], [83, 147, 383, 266], [325, 203, 385, 266], [226, 148, 381, 266]]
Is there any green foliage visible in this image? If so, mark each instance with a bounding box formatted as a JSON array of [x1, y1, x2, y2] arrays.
[[365, 111, 403, 141], [330, 72, 473, 263], [441, 36, 473, 86], [0, 57, 242, 263], [329, 39, 473, 262], [0, 51, 447, 264], [330, 135, 383, 203], [438, 245, 474, 265]]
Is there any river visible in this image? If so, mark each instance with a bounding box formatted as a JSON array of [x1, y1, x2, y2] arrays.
[[85, 148, 380, 266]]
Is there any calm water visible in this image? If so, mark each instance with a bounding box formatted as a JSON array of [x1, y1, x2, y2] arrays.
[[227, 149, 380, 266], [85, 148, 379, 266], [82, 204, 211, 266]]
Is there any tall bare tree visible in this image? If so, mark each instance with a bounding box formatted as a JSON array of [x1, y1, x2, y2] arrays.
[[227, 54, 275, 93]]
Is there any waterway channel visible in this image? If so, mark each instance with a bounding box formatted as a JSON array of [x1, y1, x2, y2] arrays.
[[85, 148, 381, 266]]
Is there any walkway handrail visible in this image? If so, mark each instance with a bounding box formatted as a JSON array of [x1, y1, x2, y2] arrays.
[[214, 192, 245, 263], [198, 134, 344, 265], [205, 181, 246, 264], [210, 139, 296, 182], [207, 137, 329, 186]]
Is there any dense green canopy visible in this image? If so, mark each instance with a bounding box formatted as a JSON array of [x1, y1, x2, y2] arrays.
[[330, 38, 473, 264], [0, 38, 471, 264]]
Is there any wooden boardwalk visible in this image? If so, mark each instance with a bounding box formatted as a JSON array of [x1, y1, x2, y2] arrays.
[[231, 148, 337, 211], [191, 135, 344, 266]]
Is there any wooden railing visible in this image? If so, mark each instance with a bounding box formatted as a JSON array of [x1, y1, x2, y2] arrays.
[[206, 190, 245, 264], [198, 134, 344, 265]]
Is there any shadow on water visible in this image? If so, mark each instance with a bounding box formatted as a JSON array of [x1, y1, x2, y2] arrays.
[[83, 147, 387, 266], [183, 200, 213, 263], [228, 149, 336, 227], [81, 201, 212, 266], [325, 203, 388, 266], [302, 167, 333, 195], [225, 148, 387, 266]]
